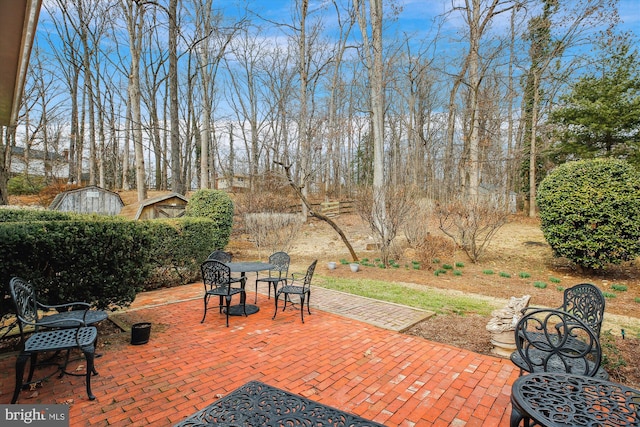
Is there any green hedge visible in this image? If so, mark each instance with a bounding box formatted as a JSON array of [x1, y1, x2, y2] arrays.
[[0, 207, 233, 317], [141, 218, 221, 290], [185, 189, 234, 249], [0, 208, 77, 222], [0, 216, 151, 312], [538, 159, 640, 270]]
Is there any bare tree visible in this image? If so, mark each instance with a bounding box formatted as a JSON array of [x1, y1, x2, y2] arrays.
[[119, 0, 147, 201], [455, 0, 516, 202], [323, 0, 356, 196], [355, 0, 387, 236], [277, 160, 358, 261], [436, 197, 508, 262], [355, 185, 416, 265], [520, 0, 618, 217]]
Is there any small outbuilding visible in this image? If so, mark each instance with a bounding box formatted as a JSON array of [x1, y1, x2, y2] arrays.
[[49, 185, 124, 216], [119, 192, 188, 220]]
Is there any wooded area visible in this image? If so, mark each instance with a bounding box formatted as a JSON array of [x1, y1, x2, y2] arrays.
[[0, 0, 636, 214]]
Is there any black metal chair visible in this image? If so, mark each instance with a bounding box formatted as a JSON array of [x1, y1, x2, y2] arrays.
[[561, 282, 605, 337], [207, 250, 232, 263], [517, 282, 606, 358], [273, 260, 317, 323], [201, 259, 247, 327], [255, 252, 290, 303], [9, 277, 99, 403], [510, 308, 608, 380], [9, 277, 107, 340]]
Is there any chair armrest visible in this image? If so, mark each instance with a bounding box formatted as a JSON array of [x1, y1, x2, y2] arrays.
[[20, 315, 87, 329], [37, 301, 91, 312], [289, 272, 304, 283], [519, 306, 548, 315], [228, 276, 246, 289]]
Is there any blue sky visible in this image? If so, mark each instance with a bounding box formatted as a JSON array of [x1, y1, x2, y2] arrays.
[[223, 0, 639, 44]]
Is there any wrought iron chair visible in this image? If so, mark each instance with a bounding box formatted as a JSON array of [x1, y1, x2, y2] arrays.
[[201, 259, 247, 327], [510, 308, 608, 380], [9, 277, 99, 403], [273, 260, 317, 323], [255, 252, 290, 303], [207, 250, 232, 263], [517, 282, 606, 356], [9, 277, 107, 340], [560, 282, 605, 337]]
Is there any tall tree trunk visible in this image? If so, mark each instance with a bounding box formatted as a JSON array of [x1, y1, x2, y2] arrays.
[[169, 0, 183, 194], [0, 126, 15, 204], [122, 100, 131, 191], [121, 0, 147, 201], [528, 74, 540, 217], [298, 0, 310, 218], [356, 0, 386, 236]]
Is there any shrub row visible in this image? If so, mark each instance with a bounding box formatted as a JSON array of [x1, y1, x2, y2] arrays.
[[0, 216, 151, 312], [0, 208, 230, 315], [141, 218, 224, 290]]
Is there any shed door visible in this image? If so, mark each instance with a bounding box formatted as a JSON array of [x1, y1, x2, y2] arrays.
[[154, 204, 185, 218]]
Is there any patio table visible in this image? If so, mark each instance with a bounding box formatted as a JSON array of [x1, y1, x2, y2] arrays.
[[225, 262, 274, 315], [510, 372, 640, 427], [173, 380, 386, 426]]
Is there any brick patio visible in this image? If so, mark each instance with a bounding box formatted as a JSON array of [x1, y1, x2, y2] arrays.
[[0, 283, 519, 426]]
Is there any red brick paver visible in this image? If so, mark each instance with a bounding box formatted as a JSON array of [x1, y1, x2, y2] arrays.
[[0, 287, 519, 426]]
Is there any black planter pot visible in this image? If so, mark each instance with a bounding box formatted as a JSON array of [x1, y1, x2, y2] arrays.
[[130, 322, 151, 345]]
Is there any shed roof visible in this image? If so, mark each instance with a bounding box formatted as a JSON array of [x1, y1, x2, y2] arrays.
[[49, 185, 124, 211], [119, 192, 188, 220]]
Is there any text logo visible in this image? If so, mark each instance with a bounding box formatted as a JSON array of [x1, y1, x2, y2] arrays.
[[0, 405, 69, 426]]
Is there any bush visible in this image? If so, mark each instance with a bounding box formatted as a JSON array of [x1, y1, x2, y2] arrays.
[[0, 215, 152, 311], [244, 213, 304, 255], [436, 197, 508, 263], [7, 175, 46, 195], [413, 235, 455, 270], [0, 209, 228, 318], [537, 159, 640, 270], [141, 218, 221, 289], [0, 208, 76, 222], [184, 189, 234, 249]]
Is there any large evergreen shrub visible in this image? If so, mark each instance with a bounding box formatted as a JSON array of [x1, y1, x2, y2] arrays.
[[184, 189, 234, 249], [0, 215, 151, 311], [537, 159, 640, 270], [141, 217, 220, 289]]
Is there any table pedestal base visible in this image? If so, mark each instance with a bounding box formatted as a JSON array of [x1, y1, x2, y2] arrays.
[[226, 304, 259, 316]]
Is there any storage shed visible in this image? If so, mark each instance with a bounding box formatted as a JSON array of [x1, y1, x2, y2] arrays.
[[119, 192, 188, 220], [49, 185, 124, 216]]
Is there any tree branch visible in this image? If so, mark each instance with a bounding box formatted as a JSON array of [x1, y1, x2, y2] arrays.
[[275, 160, 358, 261]]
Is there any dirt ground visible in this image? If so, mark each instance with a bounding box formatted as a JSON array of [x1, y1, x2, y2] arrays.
[[231, 213, 640, 388]]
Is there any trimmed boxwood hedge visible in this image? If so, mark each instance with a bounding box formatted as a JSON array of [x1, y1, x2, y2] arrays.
[[140, 218, 222, 290], [537, 159, 640, 270], [184, 189, 234, 249], [0, 215, 151, 312], [0, 205, 233, 317]]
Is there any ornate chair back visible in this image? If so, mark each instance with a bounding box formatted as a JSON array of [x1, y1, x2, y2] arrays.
[[207, 250, 232, 263], [561, 283, 605, 337], [201, 260, 234, 295], [300, 260, 317, 292], [268, 252, 290, 278], [9, 277, 39, 337], [512, 308, 604, 378]]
